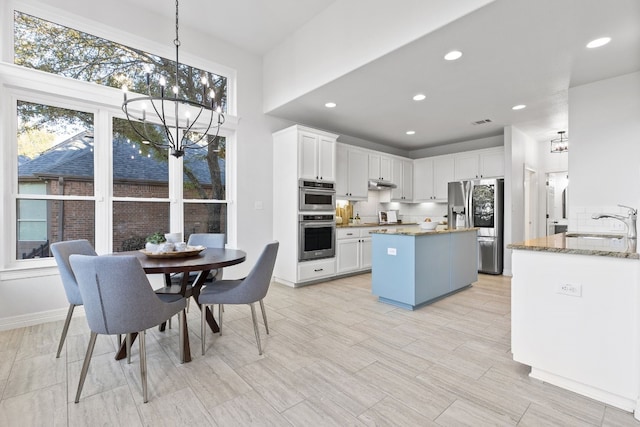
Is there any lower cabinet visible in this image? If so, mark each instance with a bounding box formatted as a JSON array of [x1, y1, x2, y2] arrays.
[[336, 227, 375, 274], [298, 258, 336, 282]]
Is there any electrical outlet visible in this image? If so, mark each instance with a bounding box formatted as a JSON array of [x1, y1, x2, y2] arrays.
[[556, 283, 582, 297], [387, 248, 397, 256]]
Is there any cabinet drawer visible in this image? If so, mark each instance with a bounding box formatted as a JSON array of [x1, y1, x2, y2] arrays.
[[337, 228, 360, 239], [298, 258, 336, 281]]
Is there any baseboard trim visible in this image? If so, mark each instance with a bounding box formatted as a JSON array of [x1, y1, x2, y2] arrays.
[[0, 306, 85, 332]]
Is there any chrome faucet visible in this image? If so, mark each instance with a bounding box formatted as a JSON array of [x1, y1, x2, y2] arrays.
[[592, 204, 637, 239]]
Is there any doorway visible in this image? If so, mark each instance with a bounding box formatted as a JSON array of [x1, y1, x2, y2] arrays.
[[546, 171, 569, 235]]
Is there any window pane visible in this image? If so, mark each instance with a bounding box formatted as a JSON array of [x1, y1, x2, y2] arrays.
[[17, 200, 95, 259], [113, 201, 169, 252], [184, 203, 227, 237], [17, 101, 94, 196], [14, 11, 227, 113], [112, 117, 169, 198], [183, 133, 226, 200]]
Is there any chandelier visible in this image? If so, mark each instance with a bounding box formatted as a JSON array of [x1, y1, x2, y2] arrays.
[[121, 0, 224, 158], [550, 131, 568, 153]]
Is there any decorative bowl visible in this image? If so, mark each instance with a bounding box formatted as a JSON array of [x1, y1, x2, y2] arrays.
[[419, 221, 438, 231]]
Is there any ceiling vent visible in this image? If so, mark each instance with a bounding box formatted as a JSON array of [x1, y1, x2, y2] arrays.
[[471, 119, 492, 125]]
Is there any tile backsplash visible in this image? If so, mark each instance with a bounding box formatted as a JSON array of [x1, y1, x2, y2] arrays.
[[570, 205, 634, 234], [340, 191, 448, 224]]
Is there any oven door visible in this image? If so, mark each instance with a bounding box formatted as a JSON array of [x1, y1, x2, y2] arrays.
[[298, 221, 335, 261], [299, 187, 336, 211]]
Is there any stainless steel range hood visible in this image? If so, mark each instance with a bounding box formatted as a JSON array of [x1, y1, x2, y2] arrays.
[[368, 179, 397, 190]]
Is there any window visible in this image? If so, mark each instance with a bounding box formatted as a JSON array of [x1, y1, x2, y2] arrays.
[[13, 11, 227, 112], [16, 101, 95, 259]]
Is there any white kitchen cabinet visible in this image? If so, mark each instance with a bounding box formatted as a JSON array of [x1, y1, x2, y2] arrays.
[[414, 155, 454, 201], [298, 130, 336, 181], [391, 158, 413, 202], [336, 144, 368, 200], [368, 153, 392, 181], [336, 227, 374, 274], [454, 147, 504, 180]]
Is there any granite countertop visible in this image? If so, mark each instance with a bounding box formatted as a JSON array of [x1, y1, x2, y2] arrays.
[[508, 232, 639, 259], [370, 226, 477, 236], [336, 222, 417, 228]]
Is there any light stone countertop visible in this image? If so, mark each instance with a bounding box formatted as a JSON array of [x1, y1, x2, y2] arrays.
[[369, 227, 478, 236], [508, 232, 639, 259], [336, 222, 417, 228]]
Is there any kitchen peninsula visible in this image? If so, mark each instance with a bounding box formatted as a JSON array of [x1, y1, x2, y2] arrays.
[[509, 233, 640, 417], [371, 227, 478, 310]]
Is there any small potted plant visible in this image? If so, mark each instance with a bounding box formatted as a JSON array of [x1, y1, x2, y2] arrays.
[[145, 232, 166, 252]]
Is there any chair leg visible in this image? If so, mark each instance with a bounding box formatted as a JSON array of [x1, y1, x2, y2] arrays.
[[201, 304, 207, 356], [259, 299, 269, 335], [56, 304, 76, 358], [186, 298, 190, 313], [250, 303, 262, 355], [126, 333, 132, 364], [139, 331, 148, 403], [179, 309, 186, 363], [75, 331, 98, 403], [218, 304, 223, 335]]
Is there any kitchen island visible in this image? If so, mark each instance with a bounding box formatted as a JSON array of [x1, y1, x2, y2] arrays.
[[371, 227, 478, 310], [509, 233, 640, 418]]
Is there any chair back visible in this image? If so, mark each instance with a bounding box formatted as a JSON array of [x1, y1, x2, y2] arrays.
[[187, 233, 225, 249], [239, 241, 279, 302], [51, 239, 97, 305], [69, 254, 186, 335]]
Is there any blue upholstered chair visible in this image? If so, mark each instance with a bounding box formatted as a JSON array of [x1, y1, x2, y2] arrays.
[[50, 239, 97, 358], [69, 254, 187, 403], [198, 241, 278, 356]]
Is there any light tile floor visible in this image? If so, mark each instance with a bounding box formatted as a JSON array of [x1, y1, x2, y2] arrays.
[[1, 273, 639, 426]]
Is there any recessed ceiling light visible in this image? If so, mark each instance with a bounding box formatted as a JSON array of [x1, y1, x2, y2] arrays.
[[325, 102, 337, 108], [444, 50, 462, 61], [413, 94, 426, 101], [406, 130, 416, 135], [586, 37, 611, 48], [512, 104, 526, 110]]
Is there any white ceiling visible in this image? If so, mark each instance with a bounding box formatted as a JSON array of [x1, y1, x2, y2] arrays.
[[129, 0, 640, 152]]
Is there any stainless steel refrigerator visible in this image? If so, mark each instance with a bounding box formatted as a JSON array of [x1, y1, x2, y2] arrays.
[[448, 178, 504, 274]]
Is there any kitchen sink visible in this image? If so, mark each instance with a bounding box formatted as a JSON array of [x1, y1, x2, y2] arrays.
[[564, 232, 625, 240]]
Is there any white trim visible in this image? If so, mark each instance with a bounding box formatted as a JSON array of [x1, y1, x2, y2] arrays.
[[0, 305, 85, 332]]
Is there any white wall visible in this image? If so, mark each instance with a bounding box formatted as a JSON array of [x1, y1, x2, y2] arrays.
[[262, 0, 494, 113], [504, 125, 538, 275], [567, 72, 640, 234], [0, 0, 282, 330]]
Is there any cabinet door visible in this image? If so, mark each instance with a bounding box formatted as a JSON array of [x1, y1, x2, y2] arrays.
[[380, 156, 392, 181], [298, 132, 319, 179], [454, 152, 479, 180], [391, 158, 404, 200], [433, 155, 455, 200], [413, 158, 434, 201], [402, 161, 413, 200], [348, 150, 369, 199], [337, 238, 360, 273], [479, 148, 504, 178], [368, 154, 381, 180], [335, 144, 349, 197], [317, 136, 336, 181], [360, 237, 372, 269]]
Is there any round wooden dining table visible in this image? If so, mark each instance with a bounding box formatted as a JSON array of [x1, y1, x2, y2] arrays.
[[111, 248, 246, 363]]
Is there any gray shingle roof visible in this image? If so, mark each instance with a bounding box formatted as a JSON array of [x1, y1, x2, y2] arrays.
[[18, 131, 225, 185]]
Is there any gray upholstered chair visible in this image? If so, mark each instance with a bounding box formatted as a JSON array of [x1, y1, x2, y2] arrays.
[[198, 241, 278, 356], [69, 254, 187, 403], [50, 239, 97, 358]]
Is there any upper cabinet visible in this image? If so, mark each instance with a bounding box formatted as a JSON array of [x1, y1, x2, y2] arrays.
[[335, 144, 368, 200], [454, 147, 504, 180], [368, 153, 392, 181], [391, 158, 413, 201], [298, 130, 337, 181], [414, 155, 454, 201]]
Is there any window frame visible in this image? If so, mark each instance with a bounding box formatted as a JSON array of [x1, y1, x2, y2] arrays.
[[0, 2, 237, 276]]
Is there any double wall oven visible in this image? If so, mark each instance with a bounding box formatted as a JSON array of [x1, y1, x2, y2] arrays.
[[298, 179, 336, 261]]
